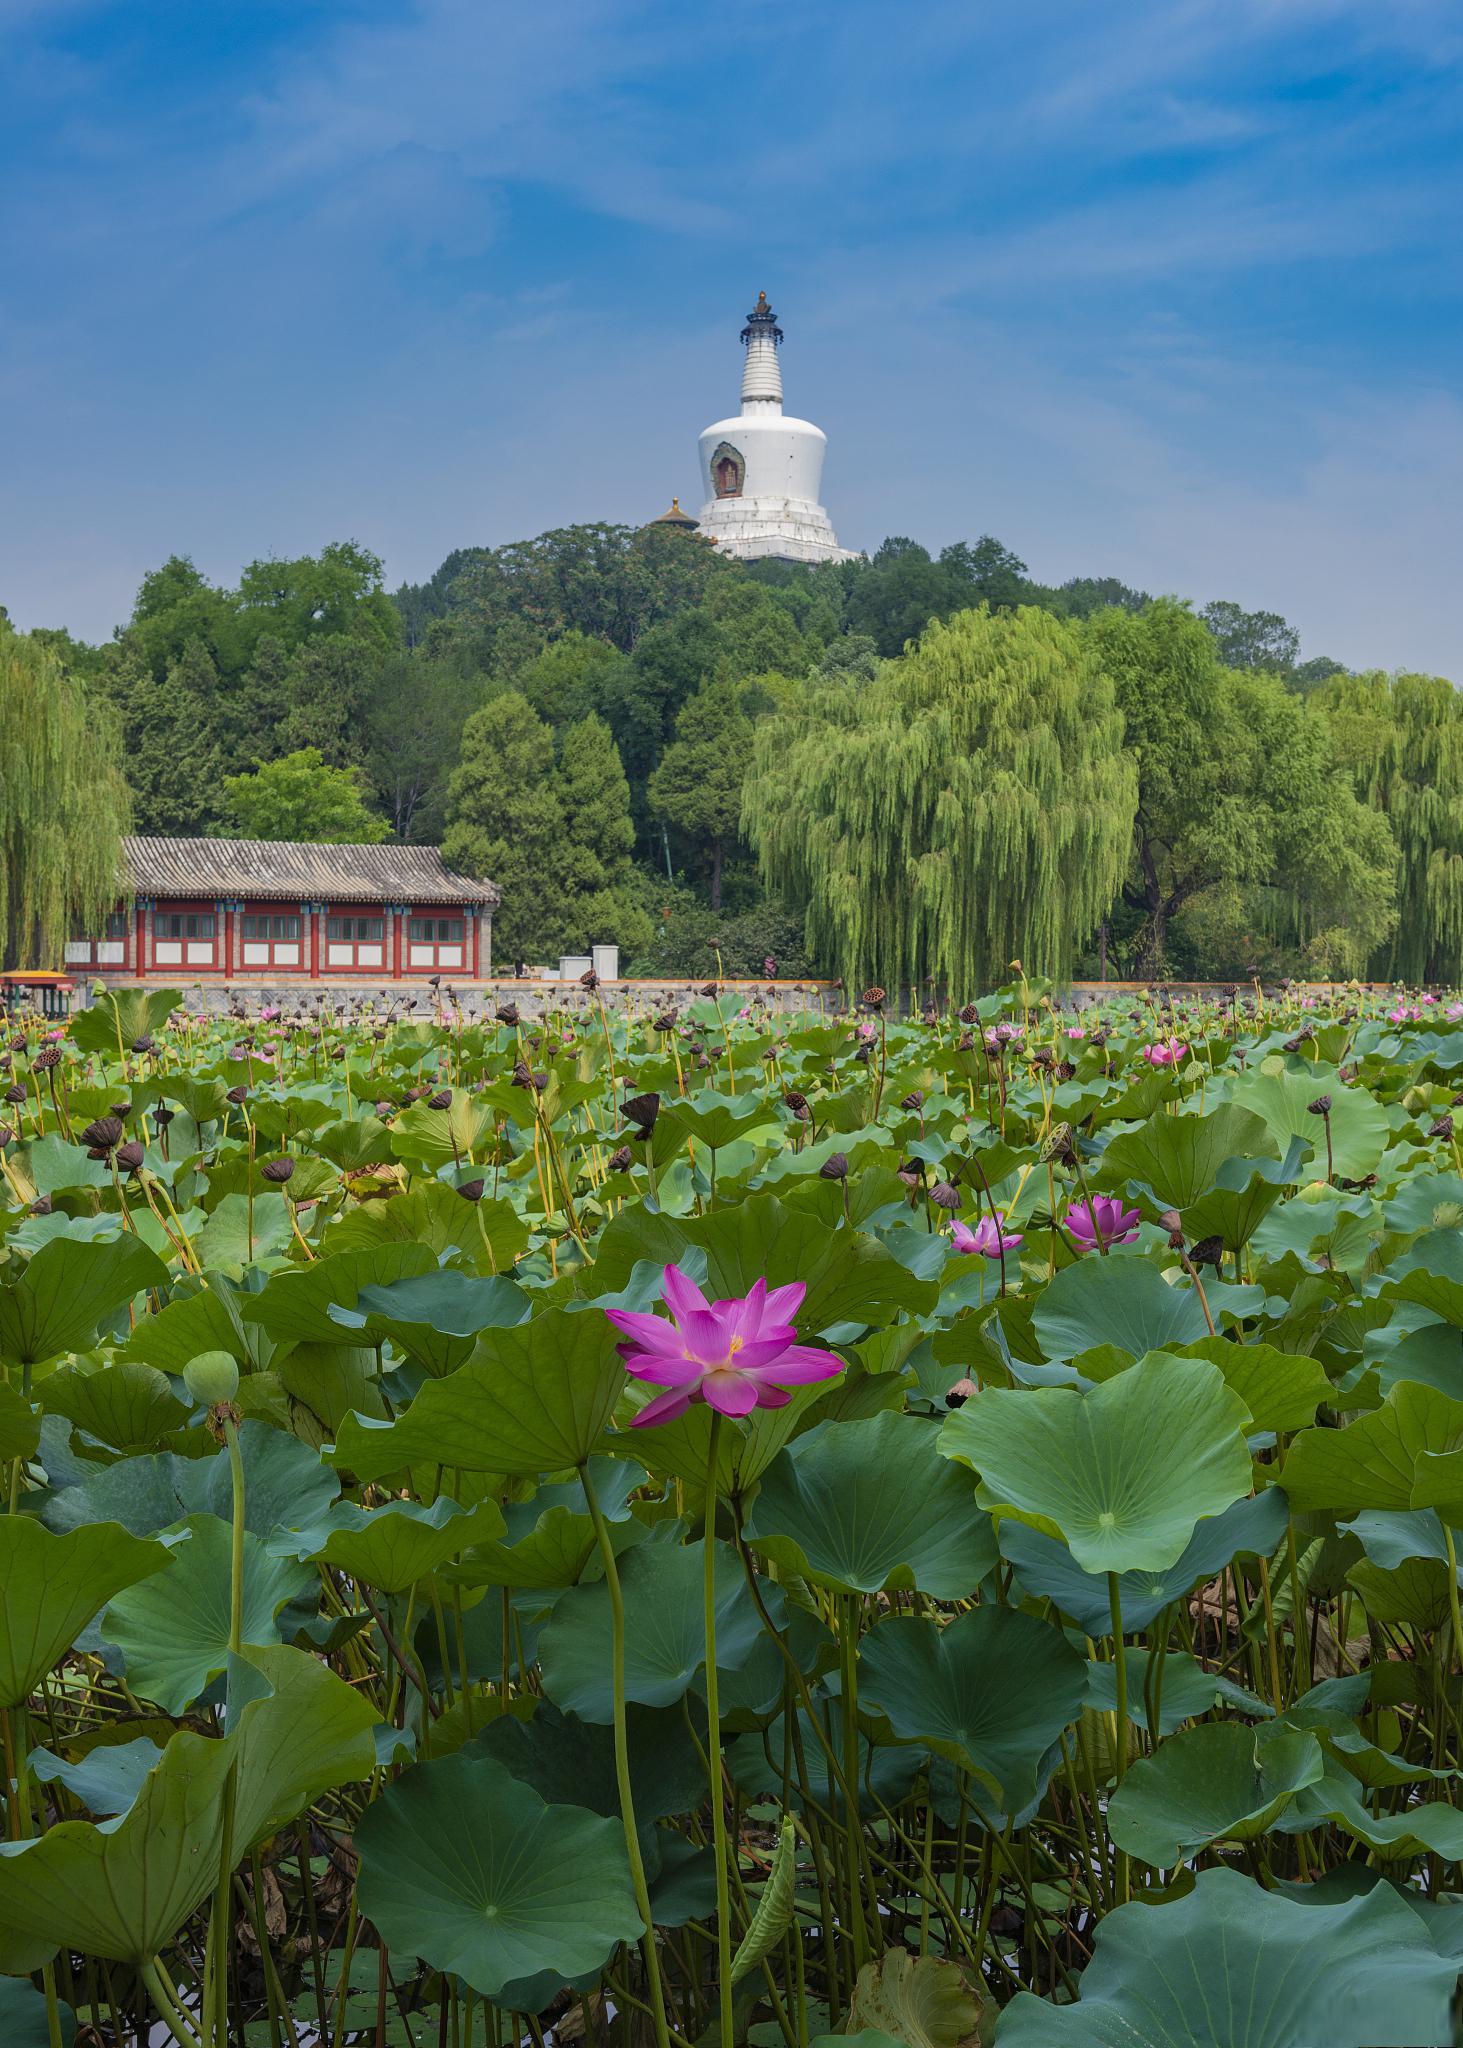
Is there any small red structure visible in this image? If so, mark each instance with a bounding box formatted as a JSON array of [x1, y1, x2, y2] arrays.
[[70, 838, 499, 984]]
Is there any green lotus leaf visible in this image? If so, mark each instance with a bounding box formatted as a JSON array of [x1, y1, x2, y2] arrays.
[[1230, 1061, 1387, 1181], [0, 1644, 376, 1972], [995, 1865, 1457, 2045], [1107, 1721, 1325, 1866], [662, 1089, 772, 1152], [1000, 1489, 1289, 1631], [0, 1380, 41, 1462], [1169, 1337, 1331, 1435], [1282, 1380, 1463, 1514], [327, 1269, 531, 1375], [268, 1494, 506, 1592], [0, 1971, 76, 2046], [40, 1419, 338, 1540], [388, 1092, 496, 1170], [745, 1411, 995, 1598], [1033, 1257, 1211, 1365], [29, 1735, 166, 1817], [240, 1242, 438, 1346], [0, 1233, 168, 1366], [353, 1751, 641, 2002], [101, 1512, 314, 1712], [1378, 1227, 1463, 1325], [68, 985, 182, 1060], [857, 1606, 1088, 1812], [43, 1361, 190, 1452], [330, 1306, 627, 1478], [190, 1192, 292, 1273], [443, 1459, 644, 1592], [1085, 1649, 1267, 1736], [321, 1183, 530, 1273], [114, 1276, 254, 1373], [0, 1516, 175, 1707], [470, 1696, 707, 1823], [539, 1536, 768, 1722], [940, 1353, 1254, 1575], [1098, 1103, 1277, 1207]]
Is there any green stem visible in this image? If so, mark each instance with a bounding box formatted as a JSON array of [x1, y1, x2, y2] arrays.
[[703, 1413, 734, 2048], [1107, 1573, 1129, 1905], [580, 1460, 672, 2048]]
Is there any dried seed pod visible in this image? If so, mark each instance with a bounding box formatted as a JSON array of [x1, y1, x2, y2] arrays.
[[929, 1181, 961, 1211], [114, 1140, 145, 1173], [427, 1090, 453, 1111], [819, 1152, 849, 1182], [80, 1116, 125, 1152], [607, 1145, 633, 1172], [260, 1157, 296, 1184], [622, 1093, 660, 1133], [455, 1178, 486, 1202]]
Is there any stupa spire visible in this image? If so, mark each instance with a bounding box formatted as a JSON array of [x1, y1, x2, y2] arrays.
[[740, 290, 783, 414]]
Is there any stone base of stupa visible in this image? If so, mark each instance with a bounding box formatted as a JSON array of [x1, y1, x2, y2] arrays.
[[697, 494, 860, 565]]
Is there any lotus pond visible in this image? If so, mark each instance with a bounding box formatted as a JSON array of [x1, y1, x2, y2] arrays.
[[3, 977, 1463, 2047]]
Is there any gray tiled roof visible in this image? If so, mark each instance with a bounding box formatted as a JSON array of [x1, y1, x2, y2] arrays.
[[122, 837, 499, 907]]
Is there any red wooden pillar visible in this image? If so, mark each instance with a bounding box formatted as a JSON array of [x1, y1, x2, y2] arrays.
[[135, 902, 147, 980], [471, 907, 481, 979], [223, 904, 235, 980], [310, 905, 322, 980], [393, 908, 405, 981]]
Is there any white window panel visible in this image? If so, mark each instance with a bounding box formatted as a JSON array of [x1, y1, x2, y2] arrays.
[[438, 945, 462, 967], [409, 944, 434, 966], [356, 944, 383, 967], [274, 943, 299, 966], [64, 941, 91, 963], [186, 942, 215, 964], [96, 942, 125, 964], [327, 944, 354, 967], [243, 943, 270, 965], [155, 941, 182, 964]]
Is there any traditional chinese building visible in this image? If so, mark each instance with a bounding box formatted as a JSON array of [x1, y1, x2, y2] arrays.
[[68, 837, 498, 984], [693, 292, 857, 566]]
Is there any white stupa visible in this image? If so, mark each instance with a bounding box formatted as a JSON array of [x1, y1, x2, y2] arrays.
[[695, 292, 857, 565]]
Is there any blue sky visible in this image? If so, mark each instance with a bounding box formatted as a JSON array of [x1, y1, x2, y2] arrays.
[[2, 0, 1460, 674]]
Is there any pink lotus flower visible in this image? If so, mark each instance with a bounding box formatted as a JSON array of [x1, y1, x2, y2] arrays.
[[606, 1265, 844, 1425], [951, 1214, 1023, 1258], [1448, 1004, 1463, 1022], [1065, 1025, 1087, 1041], [1063, 1195, 1141, 1250], [1142, 1038, 1187, 1067]]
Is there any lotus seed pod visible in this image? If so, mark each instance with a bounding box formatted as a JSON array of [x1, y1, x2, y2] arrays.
[[183, 1351, 239, 1407]]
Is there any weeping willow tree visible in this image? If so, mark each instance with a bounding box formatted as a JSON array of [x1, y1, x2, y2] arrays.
[[743, 605, 1137, 993], [0, 623, 131, 968], [1318, 669, 1463, 982]]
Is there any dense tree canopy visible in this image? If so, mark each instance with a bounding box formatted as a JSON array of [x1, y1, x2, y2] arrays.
[[219, 748, 389, 844], [745, 606, 1137, 991], [15, 518, 1459, 987]]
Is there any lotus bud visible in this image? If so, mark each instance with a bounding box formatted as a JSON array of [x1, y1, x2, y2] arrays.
[[944, 1377, 978, 1408], [184, 1350, 239, 1407]]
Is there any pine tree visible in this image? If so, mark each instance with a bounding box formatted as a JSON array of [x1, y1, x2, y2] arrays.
[[442, 692, 567, 964], [0, 625, 130, 967], [648, 681, 751, 909], [124, 638, 228, 835], [744, 605, 1137, 992]]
